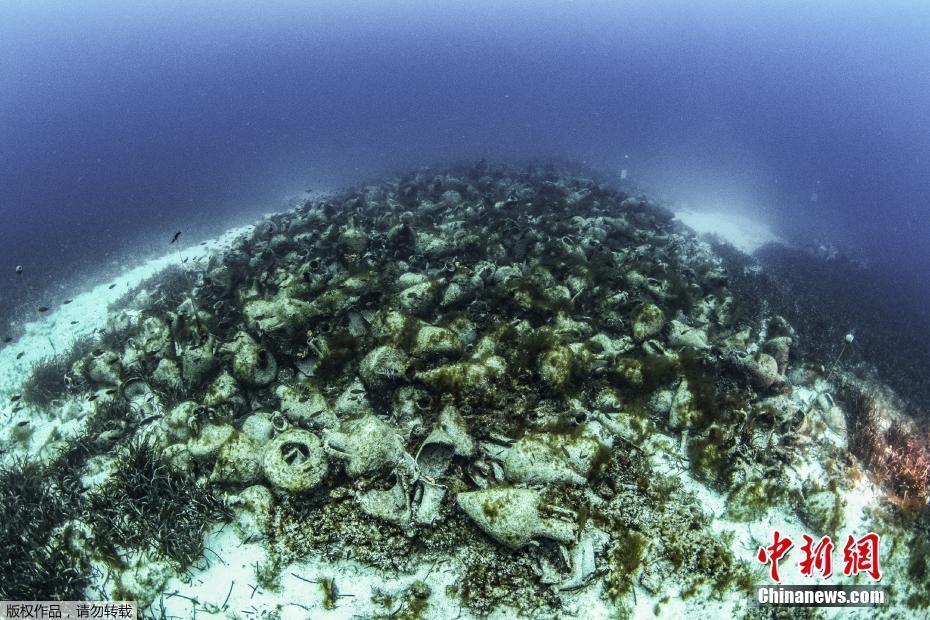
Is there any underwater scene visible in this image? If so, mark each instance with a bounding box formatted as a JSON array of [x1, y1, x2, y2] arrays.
[[2, 2, 930, 619]]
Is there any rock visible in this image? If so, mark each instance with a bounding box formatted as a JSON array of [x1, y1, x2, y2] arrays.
[[211, 433, 263, 485], [648, 389, 674, 417], [763, 336, 792, 373], [412, 325, 463, 358], [187, 423, 235, 460], [398, 281, 437, 315], [262, 429, 328, 493], [502, 427, 602, 485], [668, 320, 709, 350], [306, 289, 353, 319], [436, 405, 474, 457], [668, 378, 700, 430], [412, 429, 455, 525], [417, 356, 507, 395], [746, 352, 782, 390], [456, 487, 577, 549], [417, 231, 457, 259], [244, 295, 313, 337], [370, 309, 418, 343], [164, 401, 198, 442], [359, 345, 409, 391], [588, 333, 634, 359], [203, 370, 242, 411], [358, 478, 412, 526], [323, 415, 404, 477], [138, 317, 173, 358], [231, 484, 275, 539], [222, 331, 277, 387], [538, 344, 575, 392], [338, 226, 368, 254], [205, 263, 235, 297], [441, 280, 473, 308], [151, 359, 182, 391], [397, 272, 429, 288], [180, 339, 216, 387], [84, 351, 122, 386], [162, 443, 193, 474], [121, 378, 161, 419], [333, 379, 376, 419], [632, 303, 666, 341], [241, 413, 275, 445], [276, 384, 336, 429]]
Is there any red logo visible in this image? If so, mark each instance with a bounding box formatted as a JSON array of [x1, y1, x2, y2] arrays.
[[756, 531, 882, 582], [757, 530, 794, 583], [842, 533, 882, 581], [799, 534, 834, 578]]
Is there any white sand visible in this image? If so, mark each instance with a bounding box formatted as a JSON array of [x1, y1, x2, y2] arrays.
[[154, 525, 468, 620], [675, 209, 783, 254]]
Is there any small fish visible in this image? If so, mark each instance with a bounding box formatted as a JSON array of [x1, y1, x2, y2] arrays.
[[138, 414, 163, 427], [171, 231, 182, 244], [87, 394, 98, 402], [182, 257, 189, 263], [107, 358, 119, 365], [10, 394, 21, 403], [63, 299, 73, 304], [2, 336, 12, 343], [16, 352, 25, 360], [70, 320, 79, 325], [200, 242, 207, 246], [92, 349, 104, 357], [104, 388, 118, 395], [108, 283, 117, 290], [37, 306, 49, 313], [12, 404, 22, 412]]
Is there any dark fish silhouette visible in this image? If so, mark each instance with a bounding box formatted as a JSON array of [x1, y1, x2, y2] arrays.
[[16, 352, 24, 360], [171, 231, 182, 244], [37, 306, 49, 313], [87, 394, 98, 402], [108, 283, 117, 289], [70, 320, 79, 325], [63, 299, 72, 304], [2, 336, 12, 343], [10, 394, 21, 403]]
